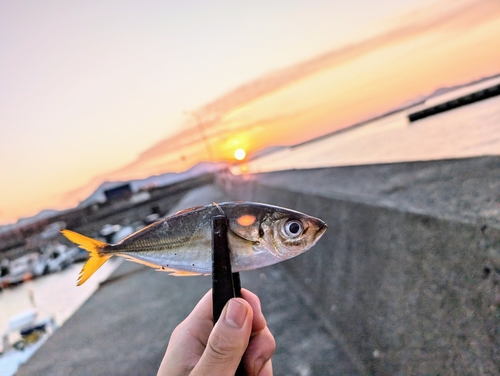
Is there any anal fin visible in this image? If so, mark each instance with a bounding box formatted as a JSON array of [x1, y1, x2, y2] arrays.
[[169, 270, 202, 276], [118, 254, 202, 276]]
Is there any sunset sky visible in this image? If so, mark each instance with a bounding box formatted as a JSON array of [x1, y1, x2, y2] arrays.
[[1, 0, 500, 225]]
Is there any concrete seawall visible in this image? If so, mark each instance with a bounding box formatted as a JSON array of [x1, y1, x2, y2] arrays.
[[15, 156, 500, 375], [220, 156, 500, 374]]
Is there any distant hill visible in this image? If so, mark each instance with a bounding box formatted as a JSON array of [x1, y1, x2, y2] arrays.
[[424, 72, 500, 100], [0, 162, 226, 232], [77, 161, 227, 207], [0, 209, 66, 234]]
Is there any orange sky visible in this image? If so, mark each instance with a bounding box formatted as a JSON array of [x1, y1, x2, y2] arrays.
[[109, 0, 500, 175], [1, 0, 500, 225]]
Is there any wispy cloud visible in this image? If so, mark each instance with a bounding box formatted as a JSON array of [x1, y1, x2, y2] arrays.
[[194, 0, 499, 118], [60, 0, 500, 206]]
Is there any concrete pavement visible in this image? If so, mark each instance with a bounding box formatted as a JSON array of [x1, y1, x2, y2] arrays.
[[17, 185, 360, 376]]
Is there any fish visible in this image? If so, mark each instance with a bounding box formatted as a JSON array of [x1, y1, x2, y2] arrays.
[[61, 202, 327, 285]]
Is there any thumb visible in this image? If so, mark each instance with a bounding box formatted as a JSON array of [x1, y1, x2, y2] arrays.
[[191, 298, 253, 376]]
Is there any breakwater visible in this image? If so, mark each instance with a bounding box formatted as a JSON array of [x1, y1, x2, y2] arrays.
[[408, 83, 500, 122], [220, 156, 500, 375]]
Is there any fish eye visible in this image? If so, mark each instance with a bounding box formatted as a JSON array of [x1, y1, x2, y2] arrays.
[[283, 219, 303, 237]]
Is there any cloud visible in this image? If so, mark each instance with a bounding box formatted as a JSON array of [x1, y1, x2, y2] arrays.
[[64, 0, 500, 200], [194, 0, 499, 118]]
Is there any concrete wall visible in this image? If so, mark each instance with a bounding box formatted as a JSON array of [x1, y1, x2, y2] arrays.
[[219, 157, 500, 375]]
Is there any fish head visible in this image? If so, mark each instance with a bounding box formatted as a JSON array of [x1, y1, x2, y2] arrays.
[[224, 202, 327, 261], [260, 208, 328, 259]]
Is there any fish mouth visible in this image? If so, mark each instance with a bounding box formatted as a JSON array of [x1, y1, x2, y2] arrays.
[[316, 221, 328, 234], [312, 221, 328, 241]]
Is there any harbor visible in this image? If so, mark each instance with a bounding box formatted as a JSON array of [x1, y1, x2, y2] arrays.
[[11, 155, 500, 375], [2, 1, 500, 374], [1, 80, 499, 375], [0, 260, 121, 376]]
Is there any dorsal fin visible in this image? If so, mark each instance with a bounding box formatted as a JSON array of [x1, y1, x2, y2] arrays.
[[213, 202, 225, 216], [174, 206, 204, 216]]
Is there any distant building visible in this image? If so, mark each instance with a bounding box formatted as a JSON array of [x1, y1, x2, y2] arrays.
[[103, 184, 133, 202]]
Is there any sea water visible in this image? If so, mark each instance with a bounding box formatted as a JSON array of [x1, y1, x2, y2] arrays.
[[235, 94, 500, 174], [0, 259, 121, 376]]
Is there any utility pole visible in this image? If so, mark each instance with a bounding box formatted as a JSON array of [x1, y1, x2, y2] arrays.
[[185, 111, 213, 161]]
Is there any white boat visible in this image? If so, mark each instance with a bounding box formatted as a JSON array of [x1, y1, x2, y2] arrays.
[[0, 255, 37, 289], [0, 309, 57, 376], [32, 243, 78, 277]]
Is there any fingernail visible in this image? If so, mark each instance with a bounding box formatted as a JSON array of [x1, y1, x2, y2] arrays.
[[225, 298, 248, 328]]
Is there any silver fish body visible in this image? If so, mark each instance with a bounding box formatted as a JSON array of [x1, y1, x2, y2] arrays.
[[62, 202, 327, 285]]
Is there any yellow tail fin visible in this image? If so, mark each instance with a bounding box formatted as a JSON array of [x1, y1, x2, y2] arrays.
[[61, 229, 112, 286]]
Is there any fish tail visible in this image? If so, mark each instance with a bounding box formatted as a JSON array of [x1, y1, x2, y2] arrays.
[[61, 229, 112, 286]]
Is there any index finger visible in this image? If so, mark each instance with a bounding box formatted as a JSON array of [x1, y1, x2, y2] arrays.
[[180, 289, 267, 346]]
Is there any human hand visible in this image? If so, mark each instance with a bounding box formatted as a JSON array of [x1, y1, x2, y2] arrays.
[[157, 289, 275, 376]]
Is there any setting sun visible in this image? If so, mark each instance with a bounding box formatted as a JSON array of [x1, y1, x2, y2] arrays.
[[234, 148, 246, 161]]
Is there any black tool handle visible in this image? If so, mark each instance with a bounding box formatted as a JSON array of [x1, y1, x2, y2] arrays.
[[232, 271, 242, 298], [212, 215, 245, 375], [212, 215, 235, 323]]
